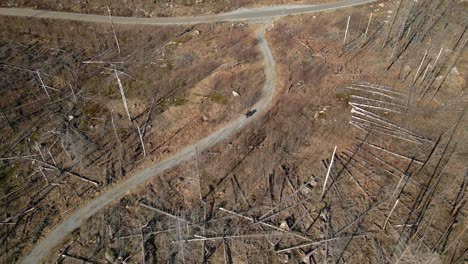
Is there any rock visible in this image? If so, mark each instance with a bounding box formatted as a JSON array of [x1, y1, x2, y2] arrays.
[[232, 91, 240, 97], [301, 185, 312, 195], [299, 250, 310, 264], [105, 249, 116, 263], [280, 221, 290, 231], [68, 115, 74, 121], [277, 252, 290, 263], [378, 3, 385, 7], [310, 179, 318, 187], [319, 212, 328, 221], [202, 115, 209, 121]]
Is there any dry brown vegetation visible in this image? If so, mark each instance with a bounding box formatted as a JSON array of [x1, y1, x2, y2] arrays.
[[44, 1, 468, 263], [0, 17, 265, 263], [0, 0, 336, 17], [2, 0, 468, 263]]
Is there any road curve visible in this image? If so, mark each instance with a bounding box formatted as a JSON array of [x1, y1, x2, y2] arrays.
[[0, 0, 375, 25], [19, 24, 275, 264], [2, 0, 377, 263]]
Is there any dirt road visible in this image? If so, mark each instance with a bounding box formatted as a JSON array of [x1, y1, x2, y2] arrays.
[[0, 0, 375, 24], [0, 0, 376, 262]]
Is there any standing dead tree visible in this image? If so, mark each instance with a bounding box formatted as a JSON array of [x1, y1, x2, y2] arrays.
[[322, 146, 337, 198], [107, 6, 121, 56], [114, 69, 146, 157], [36, 70, 51, 100], [114, 70, 132, 122], [413, 50, 427, 83], [364, 13, 373, 38], [343, 16, 351, 46]]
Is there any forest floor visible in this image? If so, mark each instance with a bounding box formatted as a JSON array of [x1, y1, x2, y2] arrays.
[[1, 0, 467, 263], [0, 16, 265, 263]]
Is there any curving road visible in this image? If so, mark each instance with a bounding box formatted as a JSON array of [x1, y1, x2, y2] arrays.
[[0, 0, 376, 263]]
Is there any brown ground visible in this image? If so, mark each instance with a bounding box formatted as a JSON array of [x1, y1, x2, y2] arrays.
[[0, 17, 265, 263], [0, 0, 336, 17], [2, 0, 468, 263]]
